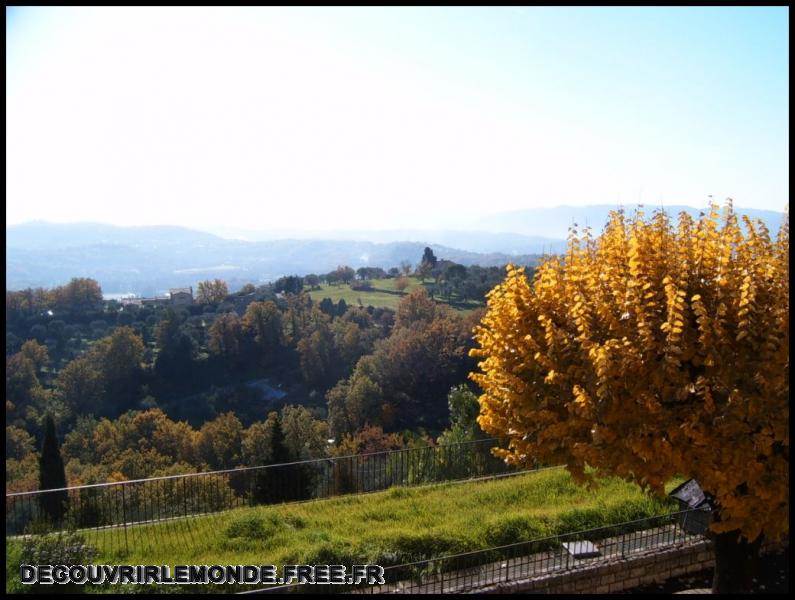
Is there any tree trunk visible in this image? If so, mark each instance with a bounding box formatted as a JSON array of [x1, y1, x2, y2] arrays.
[[711, 528, 763, 593]]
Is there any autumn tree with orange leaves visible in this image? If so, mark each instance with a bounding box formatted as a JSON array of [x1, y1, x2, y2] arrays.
[[470, 202, 788, 593]]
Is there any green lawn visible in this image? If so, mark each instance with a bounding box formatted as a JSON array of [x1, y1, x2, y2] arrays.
[[307, 277, 483, 313], [7, 468, 682, 593]]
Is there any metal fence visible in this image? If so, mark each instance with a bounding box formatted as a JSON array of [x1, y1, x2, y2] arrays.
[[242, 509, 707, 594], [6, 437, 519, 555]]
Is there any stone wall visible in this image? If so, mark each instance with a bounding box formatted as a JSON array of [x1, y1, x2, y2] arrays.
[[483, 537, 787, 594]]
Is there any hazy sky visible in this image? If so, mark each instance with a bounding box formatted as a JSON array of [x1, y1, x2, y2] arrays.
[[6, 7, 789, 232]]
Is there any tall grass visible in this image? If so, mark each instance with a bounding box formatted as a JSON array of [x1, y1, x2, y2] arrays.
[[7, 468, 682, 593]]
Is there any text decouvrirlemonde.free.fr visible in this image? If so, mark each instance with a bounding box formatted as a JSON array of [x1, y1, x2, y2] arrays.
[[20, 564, 386, 586]]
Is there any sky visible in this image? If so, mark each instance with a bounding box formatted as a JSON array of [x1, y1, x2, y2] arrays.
[[6, 7, 789, 233]]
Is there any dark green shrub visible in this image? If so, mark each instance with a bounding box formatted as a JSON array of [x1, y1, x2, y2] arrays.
[[554, 506, 607, 534], [283, 514, 306, 530], [484, 514, 551, 547], [387, 532, 472, 563], [302, 540, 367, 566], [225, 513, 281, 540], [13, 530, 98, 593]]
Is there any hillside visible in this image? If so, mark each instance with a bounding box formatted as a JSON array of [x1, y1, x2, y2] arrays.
[[6, 223, 540, 295], [205, 226, 569, 255], [9, 205, 783, 294], [306, 277, 484, 313]]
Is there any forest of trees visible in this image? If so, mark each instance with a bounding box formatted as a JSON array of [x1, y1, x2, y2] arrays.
[[6, 254, 520, 492]]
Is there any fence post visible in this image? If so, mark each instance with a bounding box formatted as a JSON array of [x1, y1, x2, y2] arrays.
[[440, 558, 444, 593], [121, 484, 129, 554]]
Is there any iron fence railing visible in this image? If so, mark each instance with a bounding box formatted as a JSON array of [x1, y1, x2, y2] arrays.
[[241, 509, 707, 594], [7, 437, 522, 554]]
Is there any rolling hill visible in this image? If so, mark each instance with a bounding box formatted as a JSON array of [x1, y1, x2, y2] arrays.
[[8, 203, 784, 295], [6, 222, 542, 295]]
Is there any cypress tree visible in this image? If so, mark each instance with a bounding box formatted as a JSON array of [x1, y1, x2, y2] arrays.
[[252, 415, 292, 505], [421, 246, 438, 269], [38, 414, 69, 526], [269, 418, 295, 502], [270, 418, 291, 465]]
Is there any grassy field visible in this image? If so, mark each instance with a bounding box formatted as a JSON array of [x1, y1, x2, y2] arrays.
[[306, 277, 483, 313], [7, 468, 682, 593]]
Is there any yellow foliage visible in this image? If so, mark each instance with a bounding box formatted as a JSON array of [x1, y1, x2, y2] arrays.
[[470, 202, 789, 542]]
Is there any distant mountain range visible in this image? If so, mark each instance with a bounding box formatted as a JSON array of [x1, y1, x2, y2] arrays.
[[205, 226, 567, 256], [6, 222, 546, 295], [7, 204, 785, 295]]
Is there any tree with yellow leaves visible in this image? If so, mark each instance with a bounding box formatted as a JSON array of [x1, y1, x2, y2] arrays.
[[196, 279, 229, 305], [470, 202, 788, 593]]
